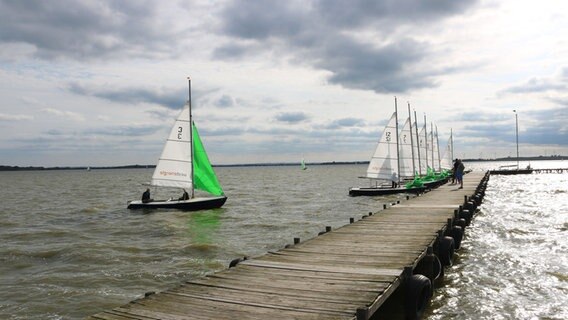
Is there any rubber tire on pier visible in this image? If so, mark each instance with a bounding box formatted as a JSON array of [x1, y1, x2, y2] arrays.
[[404, 274, 432, 320], [438, 236, 455, 267], [451, 226, 464, 250]]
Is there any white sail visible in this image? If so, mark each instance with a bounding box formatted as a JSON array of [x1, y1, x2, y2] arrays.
[[433, 127, 441, 171], [427, 129, 434, 169], [366, 112, 398, 181], [412, 120, 420, 175], [150, 104, 193, 189], [441, 133, 453, 170], [398, 118, 414, 178], [418, 126, 428, 174]]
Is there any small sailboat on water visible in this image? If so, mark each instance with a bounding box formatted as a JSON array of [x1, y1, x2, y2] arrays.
[[301, 157, 307, 170], [127, 78, 227, 211]]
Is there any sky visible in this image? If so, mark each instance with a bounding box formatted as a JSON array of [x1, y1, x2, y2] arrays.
[[0, 0, 567, 167]]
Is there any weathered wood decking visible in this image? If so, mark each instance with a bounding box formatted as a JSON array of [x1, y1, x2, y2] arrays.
[[88, 172, 488, 320]]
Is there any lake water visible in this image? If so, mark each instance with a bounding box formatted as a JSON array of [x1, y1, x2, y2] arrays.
[[1, 160, 567, 319]]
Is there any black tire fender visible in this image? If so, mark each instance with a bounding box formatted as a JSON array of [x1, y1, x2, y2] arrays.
[[404, 274, 432, 320], [451, 226, 464, 250], [439, 236, 455, 267]]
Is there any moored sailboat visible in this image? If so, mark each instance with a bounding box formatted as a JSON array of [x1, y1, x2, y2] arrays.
[[349, 98, 426, 196], [127, 78, 227, 210]]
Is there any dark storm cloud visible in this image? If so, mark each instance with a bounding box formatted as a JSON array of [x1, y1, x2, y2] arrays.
[[216, 0, 479, 93], [275, 112, 310, 123], [0, 0, 182, 60], [68, 83, 185, 109]]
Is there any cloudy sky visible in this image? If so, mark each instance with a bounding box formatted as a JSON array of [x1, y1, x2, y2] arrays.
[[1, 0, 567, 166]]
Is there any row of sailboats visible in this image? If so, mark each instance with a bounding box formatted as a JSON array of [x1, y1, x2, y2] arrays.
[[127, 79, 454, 210], [349, 97, 454, 196]]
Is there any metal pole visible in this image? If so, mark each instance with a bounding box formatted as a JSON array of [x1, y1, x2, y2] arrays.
[[424, 114, 428, 171], [514, 110, 519, 169], [430, 122, 434, 171], [394, 97, 400, 186], [408, 102, 416, 176], [450, 128, 454, 164], [188, 77, 194, 198], [414, 110, 421, 176], [436, 125, 441, 171]]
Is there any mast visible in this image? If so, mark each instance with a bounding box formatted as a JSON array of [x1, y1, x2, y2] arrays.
[[430, 122, 434, 170], [188, 77, 195, 198], [414, 110, 421, 176], [435, 125, 441, 171], [450, 128, 454, 163], [394, 97, 400, 186], [408, 102, 416, 176], [423, 114, 428, 170]]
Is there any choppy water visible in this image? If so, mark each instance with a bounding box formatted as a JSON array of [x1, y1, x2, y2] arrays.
[[1, 160, 567, 319]]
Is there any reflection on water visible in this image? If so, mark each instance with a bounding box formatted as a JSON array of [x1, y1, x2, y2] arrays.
[[426, 161, 568, 320], [186, 211, 221, 246], [0, 160, 567, 319]]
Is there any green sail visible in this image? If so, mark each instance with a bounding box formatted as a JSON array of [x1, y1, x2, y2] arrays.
[[192, 122, 224, 196]]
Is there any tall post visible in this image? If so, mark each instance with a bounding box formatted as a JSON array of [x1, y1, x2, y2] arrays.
[[424, 114, 429, 171], [414, 110, 422, 176], [514, 110, 519, 169], [408, 102, 416, 176], [394, 97, 401, 186], [431, 122, 434, 171], [436, 125, 441, 171], [188, 77, 195, 198]]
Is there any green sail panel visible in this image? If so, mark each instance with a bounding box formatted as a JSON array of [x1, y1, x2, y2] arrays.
[[192, 122, 224, 196]]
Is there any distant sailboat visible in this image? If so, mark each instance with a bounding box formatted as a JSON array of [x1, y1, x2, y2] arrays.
[[127, 78, 227, 210], [301, 157, 307, 170]]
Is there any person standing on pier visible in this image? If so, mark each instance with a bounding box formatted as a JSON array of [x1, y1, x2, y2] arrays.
[[452, 159, 459, 184], [456, 159, 465, 189]]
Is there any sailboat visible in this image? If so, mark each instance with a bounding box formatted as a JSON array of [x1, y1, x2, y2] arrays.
[[349, 98, 426, 196], [301, 157, 307, 170], [127, 78, 227, 210]]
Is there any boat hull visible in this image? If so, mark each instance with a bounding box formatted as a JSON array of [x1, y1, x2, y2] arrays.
[[349, 186, 426, 197], [127, 196, 227, 211]]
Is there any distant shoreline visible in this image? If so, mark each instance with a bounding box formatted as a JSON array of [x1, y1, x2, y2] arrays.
[[1, 155, 566, 172]]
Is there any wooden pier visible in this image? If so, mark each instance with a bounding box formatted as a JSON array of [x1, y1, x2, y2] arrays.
[[88, 172, 489, 320]]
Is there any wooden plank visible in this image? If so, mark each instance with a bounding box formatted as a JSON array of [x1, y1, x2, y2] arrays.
[[240, 259, 401, 277]]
